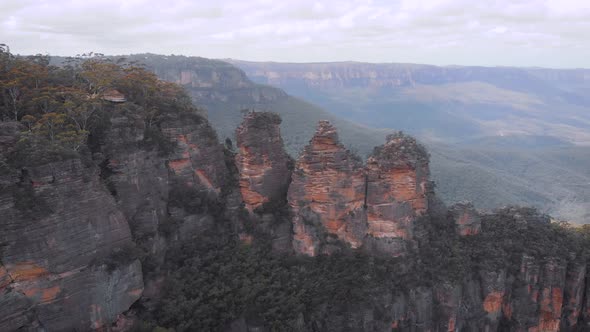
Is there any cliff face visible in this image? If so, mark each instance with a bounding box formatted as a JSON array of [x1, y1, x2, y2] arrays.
[[135, 55, 287, 112], [231, 116, 590, 331], [0, 154, 143, 330], [4, 99, 590, 331], [287, 123, 433, 256], [232, 60, 589, 95], [288, 121, 367, 256], [364, 133, 432, 255], [235, 112, 292, 212], [0, 102, 237, 330], [95, 106, 232, 270]]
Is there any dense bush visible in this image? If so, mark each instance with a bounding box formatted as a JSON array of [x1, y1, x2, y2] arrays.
[[150, 231, 417, 331], [146, 207, 590, 331], [0, 45, 202, 165]]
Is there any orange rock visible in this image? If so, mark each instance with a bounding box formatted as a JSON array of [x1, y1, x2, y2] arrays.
[[536, 287, 563, 332], [483, 291, 503, 313], [288, 121, 366, 255], [450, 202, 481, 236], [503, 302, 513, 319], [168, 159, 191, 173], [127, 288, 143, 298], [364, 132, 431, 255], [23, 285, 60, 303], [9, 262, 49, 281], [447, 317, 456, 332], [195, 169, 218, 193], [289, 126, 435, 256], [236, 112, 292, 211]]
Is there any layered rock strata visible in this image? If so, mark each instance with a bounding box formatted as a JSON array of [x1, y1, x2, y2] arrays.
[[364, 132, 432, 255], [0, 107, 237, 330], [0, 156, 143, 331], [235, 112, 292, 211], [288, 121, 367, 256], [288, 123, 433, 256]]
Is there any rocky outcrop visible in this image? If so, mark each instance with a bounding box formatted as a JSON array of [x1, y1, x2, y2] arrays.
[[450, 202, 481, 236], [0, 157, 143, 331], [288, 121, 367, 256], [480, 269, 508, 331], [4, 102, 590, 331], [288, 123, 434, 256], [0, 103, 239, 330], [95, 106, 232, 271], [162, 112, 229, 194], [96, 106, 170, 271], [365, 132, 432, 256], [235, 112, 292, 211], [561, 261, 586, 330]]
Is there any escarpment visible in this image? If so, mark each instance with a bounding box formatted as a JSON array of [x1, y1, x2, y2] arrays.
[[3, 83, 590, 330], [0, 105, 237, 330], [0, 126, 143, 330]]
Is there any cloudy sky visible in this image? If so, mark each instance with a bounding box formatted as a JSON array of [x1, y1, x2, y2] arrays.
[[1, 0, 589, 68]]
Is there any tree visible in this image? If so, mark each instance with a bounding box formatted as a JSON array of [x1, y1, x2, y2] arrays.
[[62, 87, 99, 132], [33, 112, 67, 143], [79, 59, 121, 96]]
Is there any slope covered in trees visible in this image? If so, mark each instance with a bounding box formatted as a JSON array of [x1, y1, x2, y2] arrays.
[[0, 46, 197, 168]]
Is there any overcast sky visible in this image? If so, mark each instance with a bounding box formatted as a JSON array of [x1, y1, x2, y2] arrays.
[[1, 0, 589, 68]]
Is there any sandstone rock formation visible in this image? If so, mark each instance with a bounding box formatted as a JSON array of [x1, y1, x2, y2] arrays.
[[0, 104, 238, 330], [95, 107, 232, 274], [5, 101, 590, 331], [235, 112, 292, 211], [450, 202, 482, 236], [0, 156, 143, 331], [364, 132, 432, 255], [288, 124, 434, 256], [288, 121, 367, 256]]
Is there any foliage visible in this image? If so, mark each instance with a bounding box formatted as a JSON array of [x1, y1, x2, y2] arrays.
[[0, 44, 201, 165], [168, 183, 225, 217], [155, 235, 409, 332], [148, 205, 590, 331]]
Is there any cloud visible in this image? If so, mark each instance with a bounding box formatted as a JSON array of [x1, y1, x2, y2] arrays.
[[0, 0, 589, 67]]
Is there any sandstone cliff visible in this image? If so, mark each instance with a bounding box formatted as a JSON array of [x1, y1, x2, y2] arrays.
[[364, 132, 432, 255], [235, 112, 292, 212], [4, 89, 590, 331], [0, 100, 239, 330], [288, 120, 367, 256], [288, 123, 434, 256], [0, 128, 143, 331]]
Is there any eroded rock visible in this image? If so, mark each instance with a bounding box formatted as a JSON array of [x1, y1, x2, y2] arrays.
[[450, 202, 481, 236], [288, 121, 367, 256], [365, 132, 432, 256], [235, 112, 292, 211], [0, 158, 143, 331]]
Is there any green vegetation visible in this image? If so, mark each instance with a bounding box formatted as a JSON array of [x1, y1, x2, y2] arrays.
[[151, 234, 409, 331], [0, 45, 202, 167], [132, 207, 590, 331]]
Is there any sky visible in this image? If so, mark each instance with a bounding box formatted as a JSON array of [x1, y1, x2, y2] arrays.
[[1, 0, 590, 68]]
